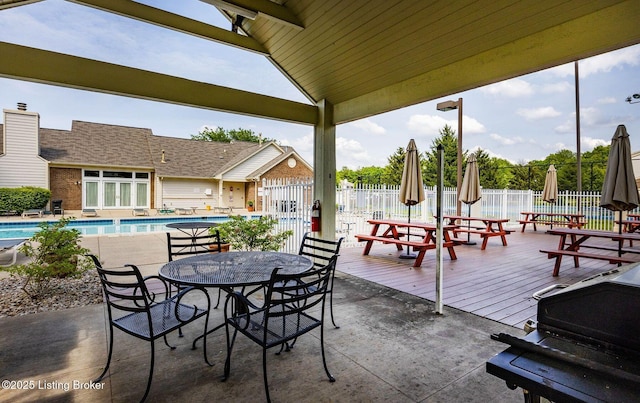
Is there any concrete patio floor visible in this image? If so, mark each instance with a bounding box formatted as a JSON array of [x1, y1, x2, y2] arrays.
[[0, 233, 525, 402]]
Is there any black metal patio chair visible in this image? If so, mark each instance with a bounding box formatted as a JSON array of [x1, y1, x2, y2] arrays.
[[166, 229, 223, 260], [52, 199, 63, 216], [298, 232, 344, 327], [87, 255, 211, 402], [167, 228, 226, 308], [223, 255, 337, 402]]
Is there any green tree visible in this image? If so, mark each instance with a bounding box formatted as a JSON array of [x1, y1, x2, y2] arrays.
[[472, 148, 512, 189], [191, 127, 274, 143], [423, 125, 462, 187], [384, 147, 406, 185], [581, 145, 610, 192], [336, 166, 357, 184], [542, 149, 577, 191]]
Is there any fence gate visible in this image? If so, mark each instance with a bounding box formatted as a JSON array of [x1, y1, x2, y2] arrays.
[[262, 178, 313, 253]]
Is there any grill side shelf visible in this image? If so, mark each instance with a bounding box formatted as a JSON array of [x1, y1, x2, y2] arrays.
[[490, 332, 640, 386]]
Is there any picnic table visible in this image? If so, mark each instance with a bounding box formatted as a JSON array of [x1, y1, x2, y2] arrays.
[[441, 215, 511, 250], [518, 212, 586, 232], [541, 228, 640, 276], [355, 219, 457, 268]]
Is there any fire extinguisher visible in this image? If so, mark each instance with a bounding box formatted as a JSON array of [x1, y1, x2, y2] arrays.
[[311, 199, 321, 232]]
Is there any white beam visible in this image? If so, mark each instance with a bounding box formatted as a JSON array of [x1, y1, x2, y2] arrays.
[[67, 0, 269, 55], [0, 42, 317, 125]]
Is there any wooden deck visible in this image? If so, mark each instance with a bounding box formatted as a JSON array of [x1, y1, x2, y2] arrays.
[[336, 230, 632, 330]]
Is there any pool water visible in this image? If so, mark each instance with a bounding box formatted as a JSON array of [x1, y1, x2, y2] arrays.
[[0, 216, 232, 239]]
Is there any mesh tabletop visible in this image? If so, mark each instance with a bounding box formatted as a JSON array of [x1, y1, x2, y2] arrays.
[[158, 251, 313, 287]]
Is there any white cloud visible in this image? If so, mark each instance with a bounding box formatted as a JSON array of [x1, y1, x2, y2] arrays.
[[335, 137, 380, 168], [540, 81, 572, 94], [462, 116, 487, 134], [551, 45, 640, 78], [480, 78, 534, 97], [406, 115, 449, 135], [517, 107, 562, 120], [597, 97, 617, 104], [346, 118, 386, 135], [489, 133, 529, 146], [542, 142, 569, 153], [582, 136, 609, 150], [554, 120, 574, 134], [406, 114, 486, 135]]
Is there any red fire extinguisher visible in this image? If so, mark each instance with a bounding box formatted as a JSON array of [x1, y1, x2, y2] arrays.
[[311, 199, 321, 232]]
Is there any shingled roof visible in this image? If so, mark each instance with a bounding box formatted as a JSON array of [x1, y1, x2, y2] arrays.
[[40, 121, 154, 169], [148, 135, 263, 179], [38, 120, 280, 179]]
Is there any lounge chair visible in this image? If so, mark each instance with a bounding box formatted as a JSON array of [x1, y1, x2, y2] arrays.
[[21, 209, 43, 218], [132, 208, 149, 216], [175, 207, 193, 215], [0, 238, 28, 267], [158, 204, 175, 215], [81, 208, 98, 217]]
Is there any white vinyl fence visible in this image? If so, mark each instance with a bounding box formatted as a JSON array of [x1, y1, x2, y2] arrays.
[[261, 179, 637, 251]]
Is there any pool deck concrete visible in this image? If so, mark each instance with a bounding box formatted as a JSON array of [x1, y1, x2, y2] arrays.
[[0, 229, 527, 402]]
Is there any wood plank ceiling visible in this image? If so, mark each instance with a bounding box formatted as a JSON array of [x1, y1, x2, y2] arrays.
[[1, 0, 639, 126]]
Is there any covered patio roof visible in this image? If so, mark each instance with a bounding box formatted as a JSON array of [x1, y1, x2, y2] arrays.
[[1, 0, 639, 233]]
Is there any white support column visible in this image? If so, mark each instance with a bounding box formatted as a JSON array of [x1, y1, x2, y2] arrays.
[[217, 180, 224, 208], [314, 99, 337, 238]]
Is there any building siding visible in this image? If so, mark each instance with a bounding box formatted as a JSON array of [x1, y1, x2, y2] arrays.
[[160, 178, 218, 209], [224, 146, 281, 180], [0, 109, 48, 188]]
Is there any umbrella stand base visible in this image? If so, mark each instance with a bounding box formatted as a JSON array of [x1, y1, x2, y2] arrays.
[[399, 253, 417, 259], [461, 241, 477, 246]]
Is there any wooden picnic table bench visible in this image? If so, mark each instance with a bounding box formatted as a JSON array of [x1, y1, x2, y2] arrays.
[[541, 228, 640, 276], [441, 215, 511, 250], [355, 219, 458, 268], [519, 212, 586, 232]]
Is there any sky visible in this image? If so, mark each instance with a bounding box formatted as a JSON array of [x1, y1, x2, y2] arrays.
[[1, 0, 639, 170]]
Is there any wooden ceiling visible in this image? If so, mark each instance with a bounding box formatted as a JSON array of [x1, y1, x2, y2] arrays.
[[1, 0, 640, 126]]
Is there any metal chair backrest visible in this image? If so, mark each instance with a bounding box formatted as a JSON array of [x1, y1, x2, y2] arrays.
[[167, 230, 222, 261], [52, 199, 63, 215], [90, 255, 158, 316], [298, 232, 343, 269]]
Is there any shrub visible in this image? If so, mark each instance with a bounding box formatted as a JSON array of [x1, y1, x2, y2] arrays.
[[214, 215, 293, 251], [4, 217, 92, 298], [0, 187, 51, 212]]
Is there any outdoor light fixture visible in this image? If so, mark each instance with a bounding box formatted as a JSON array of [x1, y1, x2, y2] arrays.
[[436, 98, 463, 216], [626, 93, 640, 104], [436, 100, 459, 112], [199, 0, 258, 20]]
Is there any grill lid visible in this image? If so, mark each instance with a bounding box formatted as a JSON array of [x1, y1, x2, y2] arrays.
[[537, 262, 640, 352]]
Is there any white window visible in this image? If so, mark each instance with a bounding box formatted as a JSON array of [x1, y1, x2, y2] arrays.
[[83, 170, 150, 209]]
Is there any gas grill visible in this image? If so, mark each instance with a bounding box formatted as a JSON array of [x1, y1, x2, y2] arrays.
[[486, 263, 640, 402]]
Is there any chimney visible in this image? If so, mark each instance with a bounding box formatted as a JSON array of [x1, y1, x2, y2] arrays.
[[17, 102, 27, 111]]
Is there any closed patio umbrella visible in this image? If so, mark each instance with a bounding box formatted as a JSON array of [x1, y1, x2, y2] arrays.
[[399, 139, 425, 259], [542, 165, 558, 227], [600, 125, 639, 257], [458, 153, 482, 244]]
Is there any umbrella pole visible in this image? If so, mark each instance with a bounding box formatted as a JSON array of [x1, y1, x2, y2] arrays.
[[400, 204, 416, 259], [618, 211, 623, 263], [465, 203, 477, 245]]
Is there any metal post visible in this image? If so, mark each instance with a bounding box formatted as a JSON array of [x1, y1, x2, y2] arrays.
[[575, 61, 582, 214], [435, 144, 444, 314], [456, 98, 463, 217]]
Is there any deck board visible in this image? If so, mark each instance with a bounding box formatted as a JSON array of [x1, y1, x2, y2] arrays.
[[336, 230, 630, 329]]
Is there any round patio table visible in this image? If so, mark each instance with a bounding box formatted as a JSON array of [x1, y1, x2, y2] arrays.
[[159, 251, 313, 348], [158, 251, 312, 289]]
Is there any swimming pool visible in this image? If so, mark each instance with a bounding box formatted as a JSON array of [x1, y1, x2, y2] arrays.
[[0, 216, 234, 239]]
